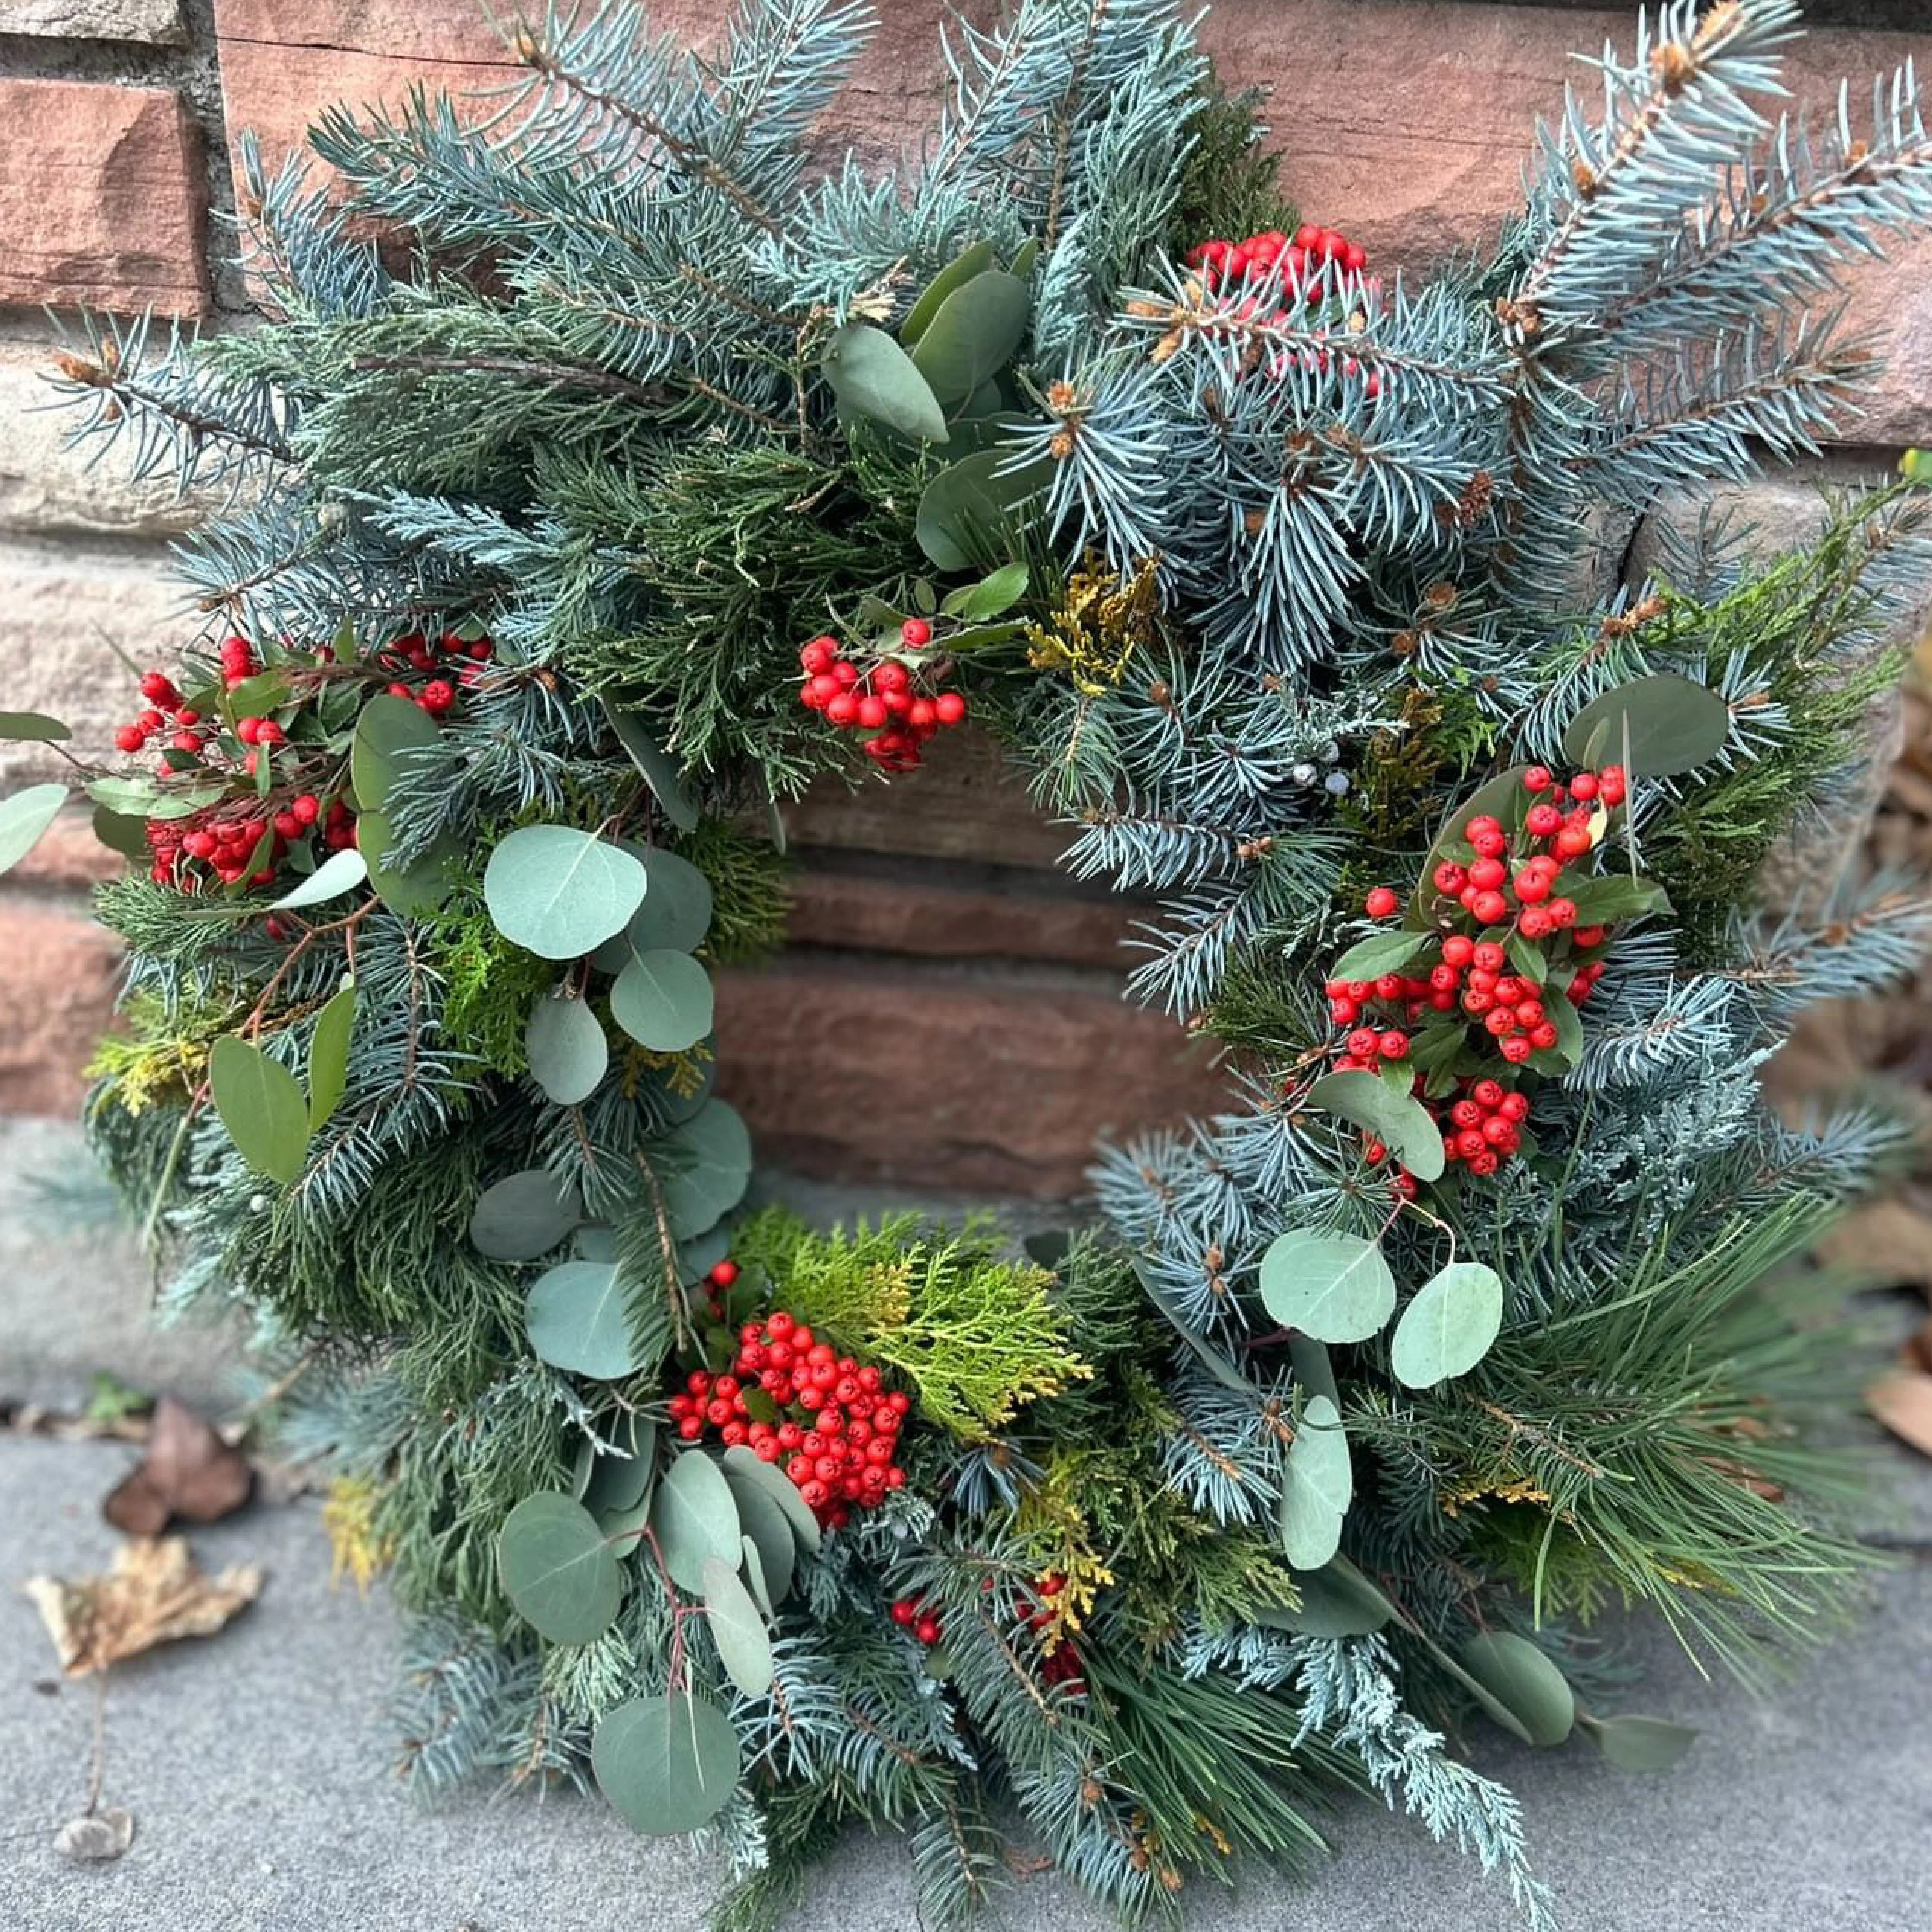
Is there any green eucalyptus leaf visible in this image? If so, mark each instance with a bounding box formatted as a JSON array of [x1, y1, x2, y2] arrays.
[[1259, 1227, 1395, 1344], [271, 848, 368, 910], [1277, 1394, 1352, 1570], [915, 449, 1047, 571], [582, 1415, 658, 1518], [720, 1465, 796, 1608], [1288, 1334, 1340, 1410], [1390, 1262, 1504, 1389], [1459, 1632, 1576, 1747], [601, 699, 701, 833], [701, 1554, 774, 1696], [484, 826, 648, 961], [0, 711, 70, 742], [1252, 1561, 1392, 1638], [208, 1036, 309, 1185], [0, 784, 70, 876], [349, 692, 439, 811], [306, 978, 357, 1131], [738, 1533, 775, 1618], [611, 949, 713, 1052], [1306, 1069, 1447, 1183], [721, 1444, 820, 1554], [623, 848, 714, 954], [592, 1692, 740, 1836], [1579, 1711, 1697, 1771], [497, 1492, 622, 1646], [901, 239, 998, 344], [468, 1168, 582, 1260], [1562, 673, 1730, 777], [651, 1449, 742, 1593], [526, 988, 609, 1107], [525, 1260, 638, 1379], [821, 322, 948, 442], [910, 270, 1030, 406]]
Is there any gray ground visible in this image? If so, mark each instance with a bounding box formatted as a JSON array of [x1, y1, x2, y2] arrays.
[[2, 1117, 1929, 1932]]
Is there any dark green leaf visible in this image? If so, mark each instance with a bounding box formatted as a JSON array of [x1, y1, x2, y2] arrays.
[[349, 692, 440, 812], [306, 978, 357, 1131], [91, 805, 150, 860], [1329, 928, 1425, 982], [1562, 673, 1730, 777], [483, 825, 648, 961], [497, 1492, 622, 1646], [910, 270, 1030, 405], [1390, 1262, 1504, 1389], [1259, 1228, 1395, 1343], [468, 1168, 582, 1260], [822, 323, 948, 442], [526, 989, 609, 1107], [208, 1036, 308, 1185], [357, 810, 455, 916], [1504, 933, 1548, 985], [1306, 1069, 1447, 1183], [592, 1692, 740, 1836], [1559, 872, 1672, 925], [1252, 1561, 1393, 1638]]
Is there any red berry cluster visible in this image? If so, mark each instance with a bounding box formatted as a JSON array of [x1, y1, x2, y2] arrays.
[[1183, 221, 1380, 395], [667, 1304, 910, 1527], [889, 1597, 943, 1646], [370, 625, 495, 716], [1322, 765, 1632, 1180], [1019, 1573, 1085, 1689], [798, 623, 968, 773]]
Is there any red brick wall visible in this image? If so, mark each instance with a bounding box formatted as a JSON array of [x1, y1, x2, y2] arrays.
[[2, 0, 1928, 1193]]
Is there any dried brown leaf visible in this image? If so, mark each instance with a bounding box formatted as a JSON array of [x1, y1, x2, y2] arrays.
[[54, 1809, 134, 1862], [1868, 1368, 1932, 1460], [102, 1396, 252, 1536], [22, 1536, 264, 1678]]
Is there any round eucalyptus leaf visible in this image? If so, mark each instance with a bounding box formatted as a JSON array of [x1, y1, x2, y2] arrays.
[[1306, 1069, 1447, 1183], [0, 783, 70, 877], [914, 448, 1046, 571], [468, 1168, 582, 1261], [650, 1449, 742, 1593], [701, 1554, 774, 1696], [1580, 1712, 1697, 1771], [628, 849, 714, 953], [574, 1222, 619, 1263], [483, 826, 648, 961], [1259, 1228, 1396, 1344], [612, 949, 713, 1052], [1277, 1394, 1351, 1571], [1561, 672, 1730, 777], [1390, 1262, 1504, 1389], [720, 1468, 796, 1609], [525, 1260, 638, 1379], [497, 1492, 622, 1645], [526, 988, 610, 1106], [1459, 1632, 1576, 1747], [208, 1035, 309, 1186], [656, 1157, 749, 1242], [721, 1444, 821, 1554], [592, 1692, 740, 1837], [666, 1099, 753, 1175]]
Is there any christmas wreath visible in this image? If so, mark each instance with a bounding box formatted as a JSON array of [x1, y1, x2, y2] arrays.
[[5, 0, 1932, 1924]]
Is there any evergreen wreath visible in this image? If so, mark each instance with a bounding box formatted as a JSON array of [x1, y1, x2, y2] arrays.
[[4, 0, 1932, 1923]]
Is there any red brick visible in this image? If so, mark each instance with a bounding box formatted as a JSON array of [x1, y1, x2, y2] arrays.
[[714, 955, 1229, 1197], [0, 81, 206, 313], [1204, 0, 1932, 445], [212, 0, 973, 189], [0, 904, 120, 1115]]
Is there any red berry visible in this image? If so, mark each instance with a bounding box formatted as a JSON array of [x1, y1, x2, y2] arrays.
[[1434, 862, 1468, 896], [1523, 766, 1552, 793], [419, 679, 455, 715], [825, 692, 859, 728], [914, 1616, 941, 1645], [901, 618, 932, 649], [1499, 1036, 1533, 1064], [1378, 1030, 1409, 1060], [114, 724, 147, 753], [934, 691, 967, 726], [891, 1599, 917, 1626], [1364, 886, 1399, 918], [1441, 934, 1474, 968], [1568, 772, 1600, 803]]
